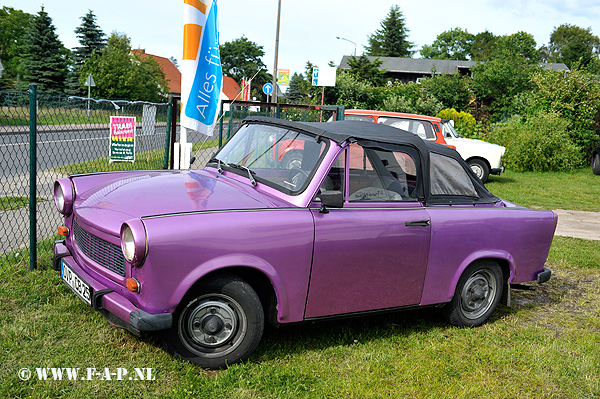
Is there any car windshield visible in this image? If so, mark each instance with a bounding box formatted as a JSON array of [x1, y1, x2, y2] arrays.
[[442, 121, 463, 138], [211, 123, 328, 194]]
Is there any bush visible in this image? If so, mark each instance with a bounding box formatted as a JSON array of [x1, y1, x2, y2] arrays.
[[436, 108, 479, 138], [488, 112, 582, 172]]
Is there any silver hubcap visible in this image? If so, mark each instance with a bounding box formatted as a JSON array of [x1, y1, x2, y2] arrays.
[[460, 270, 496, 320], [470, 164, 484, 179], [180, 294, 246, 354]]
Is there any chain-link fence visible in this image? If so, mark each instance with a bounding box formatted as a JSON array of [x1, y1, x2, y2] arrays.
[[0, 87, 345, 269], [0, 86, 174, 268]]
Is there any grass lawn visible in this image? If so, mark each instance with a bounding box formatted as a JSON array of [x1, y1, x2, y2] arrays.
[[1, 235, 599, 398], [486, 168, 600, 212]]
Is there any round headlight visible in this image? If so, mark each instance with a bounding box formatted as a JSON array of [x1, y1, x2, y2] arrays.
[[122, 226, 136, 262], [55, 184, 65, 212], [54, 179, 74, 215], [120, 220, 148, 267]]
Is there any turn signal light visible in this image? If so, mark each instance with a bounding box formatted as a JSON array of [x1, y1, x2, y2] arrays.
[[58, 226, 69, 237], [126, 278, 140, 293]]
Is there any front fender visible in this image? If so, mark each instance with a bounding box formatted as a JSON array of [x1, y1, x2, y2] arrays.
[[167, 254, 289, 322]]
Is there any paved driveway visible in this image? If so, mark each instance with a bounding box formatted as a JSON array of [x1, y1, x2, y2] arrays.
[[553, 209, 600, 241]]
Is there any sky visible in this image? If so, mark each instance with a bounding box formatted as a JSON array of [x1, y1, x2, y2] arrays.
[[4, 0, 600, 80]]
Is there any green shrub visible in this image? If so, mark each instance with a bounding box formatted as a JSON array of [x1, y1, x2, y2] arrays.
[[436, 108, 479, 138], [488, 112, 582, 172]]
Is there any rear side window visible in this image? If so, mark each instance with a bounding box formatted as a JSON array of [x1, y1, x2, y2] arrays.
[[378, 117, 436, 140], [430, 153, 478, 197]]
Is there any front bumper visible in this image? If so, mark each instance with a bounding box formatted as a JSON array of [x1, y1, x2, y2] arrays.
[[53, 240, 172, 335], [490, 166, 505, 176]]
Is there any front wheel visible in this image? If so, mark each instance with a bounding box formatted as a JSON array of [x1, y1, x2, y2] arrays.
[[442, 260, 503, 327], [468, 159, 490, 183], [164, 274, 264, 369]]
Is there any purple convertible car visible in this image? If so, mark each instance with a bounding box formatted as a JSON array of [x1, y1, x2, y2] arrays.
[[53, 117, 556, 369]]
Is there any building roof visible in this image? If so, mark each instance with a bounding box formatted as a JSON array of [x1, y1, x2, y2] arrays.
[[132, 49, 181, 95], [338, 56, 570, 75], [222, 76, 241, 100], [339, 56, 477, 75]]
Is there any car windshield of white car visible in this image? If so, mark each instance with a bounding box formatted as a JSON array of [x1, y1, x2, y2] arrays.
[[212, 123, 328, 194]]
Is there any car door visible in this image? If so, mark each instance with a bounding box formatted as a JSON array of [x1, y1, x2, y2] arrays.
[[304, 144, 431, 319]]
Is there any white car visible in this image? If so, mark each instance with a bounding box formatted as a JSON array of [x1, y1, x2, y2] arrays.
[[440, 120, 505, 182]]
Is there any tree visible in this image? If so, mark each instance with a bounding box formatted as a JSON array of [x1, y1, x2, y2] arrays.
[[547, 24, 600, 70], [493, 31, 539, 62], [0, 7, 34, 87], [68, 10, 106, 95], [220, 36, 271, 100], [20, 6, 68, 93], [420, 73, 472, 111], [420, 28, 474, 61], [80, 32, 168, 102], [365, 5, 414, 57], [471, 32, 540, 118], [470, 30, 497, 61], [346, 55, 386, 85], [286, 72, 306, 104]]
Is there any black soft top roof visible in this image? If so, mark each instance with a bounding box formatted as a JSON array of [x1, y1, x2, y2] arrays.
[[242, 116, 499, 204]]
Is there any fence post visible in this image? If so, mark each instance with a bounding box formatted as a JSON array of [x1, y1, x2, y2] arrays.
[[163, 96, 174, 169], [169, 97, 179, 170], [29, 84, 37, 271], [218, 102, 224, 148]]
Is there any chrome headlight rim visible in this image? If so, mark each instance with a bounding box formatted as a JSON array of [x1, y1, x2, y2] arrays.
[[54, 179, 74, 215], [120, 220, 148, 267]]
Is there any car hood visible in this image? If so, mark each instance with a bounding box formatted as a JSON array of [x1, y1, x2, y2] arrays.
[[452, 137, 505, 150], [73, 169, 283, 234]]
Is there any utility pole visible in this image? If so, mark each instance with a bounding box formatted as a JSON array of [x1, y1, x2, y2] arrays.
[[271, 0, 281, 104]]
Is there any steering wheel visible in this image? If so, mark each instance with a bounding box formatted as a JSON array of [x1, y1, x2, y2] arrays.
[[287, 168, 309, 189]]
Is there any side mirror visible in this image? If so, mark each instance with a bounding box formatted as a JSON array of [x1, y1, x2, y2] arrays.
[[319, 190, 343, 213]]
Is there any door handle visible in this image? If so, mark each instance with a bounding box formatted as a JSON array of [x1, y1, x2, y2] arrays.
[[405, 220, 430, 226]]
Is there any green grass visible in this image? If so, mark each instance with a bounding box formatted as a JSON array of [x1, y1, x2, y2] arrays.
[[486, 168, 600, 211], [1, 236, 599, 398], [0, 197, 46, 211]]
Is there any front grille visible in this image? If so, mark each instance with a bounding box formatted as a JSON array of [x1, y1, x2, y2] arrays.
[[73, 221, 126, 277]]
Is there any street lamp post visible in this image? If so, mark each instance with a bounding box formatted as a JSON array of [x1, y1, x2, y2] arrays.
[[272, 0, 282, 104], [336, 36, 357, 56]]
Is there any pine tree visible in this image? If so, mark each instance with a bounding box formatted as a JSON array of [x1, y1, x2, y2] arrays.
[[20, 6, 67, 93], [365, 5, 414, 58], [67, 10, 106, 95]]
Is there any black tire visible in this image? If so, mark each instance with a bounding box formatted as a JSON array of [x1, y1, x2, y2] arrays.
[[442, 260, 503, 327], [164, 274, 264, 369], [593, 153, 600, 175], [468, 159, 490, 183], [281, 150, 303, 170]]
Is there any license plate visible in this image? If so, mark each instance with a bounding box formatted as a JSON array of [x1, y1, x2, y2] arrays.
[[61, 260, 93, 306]]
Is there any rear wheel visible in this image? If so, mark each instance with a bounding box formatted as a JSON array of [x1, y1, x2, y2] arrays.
[[593, 153, 600, 175], [164, 274, 264, 369], [442, 260, 503, 327], [468, 159, 490, 183]]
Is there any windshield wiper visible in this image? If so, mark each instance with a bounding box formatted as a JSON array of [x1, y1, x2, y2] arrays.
[[207, 157, 226, 174], [226, 163, 257, 187]]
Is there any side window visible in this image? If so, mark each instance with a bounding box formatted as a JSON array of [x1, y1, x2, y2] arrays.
[[348, 143, 418, 202], [345, 115, 375, 122], [430, 153, 478, 197], [378, 117, 436, 140], [315, 150, 345, 201]]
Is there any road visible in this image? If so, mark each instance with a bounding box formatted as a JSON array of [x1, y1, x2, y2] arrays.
[[0, 125, 170, 176]]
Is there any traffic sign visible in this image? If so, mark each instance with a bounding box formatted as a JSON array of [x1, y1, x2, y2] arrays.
[[262, 83, 273, 95], [84, 74, 96, 87]]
